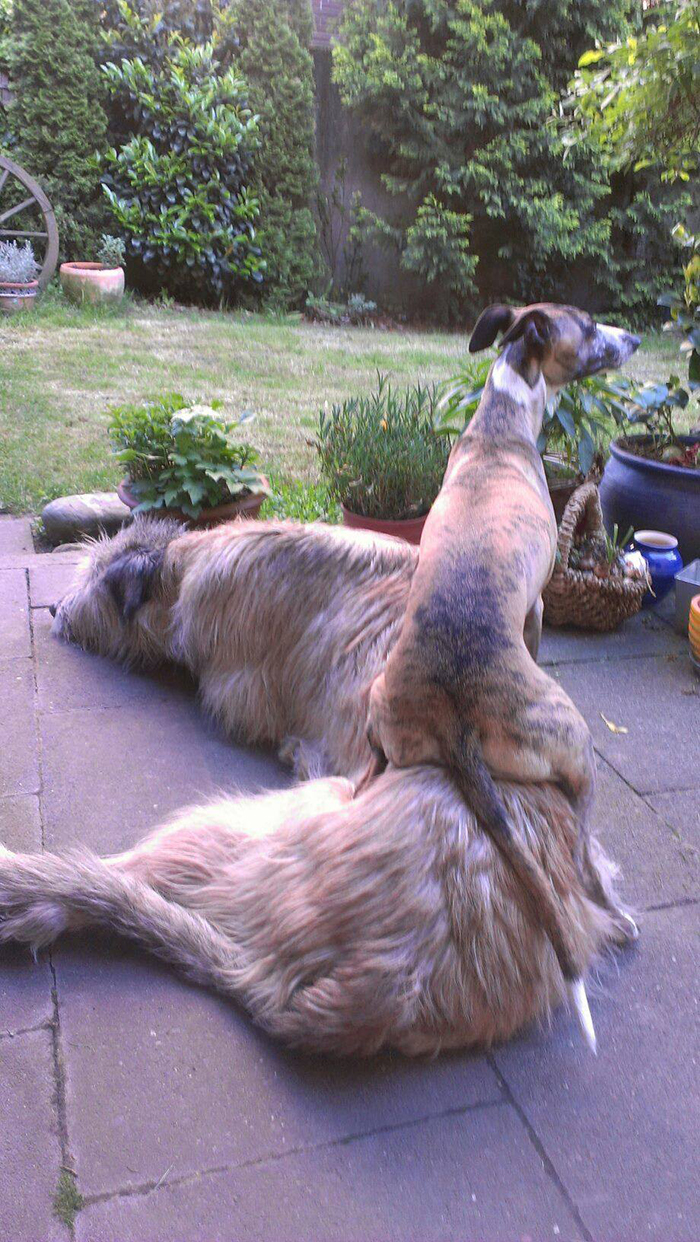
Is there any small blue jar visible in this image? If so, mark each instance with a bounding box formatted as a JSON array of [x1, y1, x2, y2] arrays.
[[630, 529, 683, 608]]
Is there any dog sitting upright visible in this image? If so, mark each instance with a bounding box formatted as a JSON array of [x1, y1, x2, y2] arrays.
[[362, 303, 640, 1004]]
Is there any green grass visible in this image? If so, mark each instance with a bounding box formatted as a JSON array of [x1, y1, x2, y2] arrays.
[[0, 287, 691, 513], [54, 1170, 84, 1229]]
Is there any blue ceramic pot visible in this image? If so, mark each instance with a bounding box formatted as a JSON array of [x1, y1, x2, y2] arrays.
[[600, 436, 700, 563], [629, 530, 683, 608]]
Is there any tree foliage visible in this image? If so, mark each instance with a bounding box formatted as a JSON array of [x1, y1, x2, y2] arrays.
[[333, 0, 678, 321], [230, 0, 318, 306], [8, 0, 108, 255], [566, 1, 699, 379], [100, 32, 262, 300], [565, 1, 700, 183]]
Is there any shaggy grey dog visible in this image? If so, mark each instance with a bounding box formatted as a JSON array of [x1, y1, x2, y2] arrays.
[[0, 519, 635, 1056]]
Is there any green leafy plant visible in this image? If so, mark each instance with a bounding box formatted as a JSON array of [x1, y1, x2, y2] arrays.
[[305, 292, 346, 325], [260, 475, 341, 524], [619, 376, 699, 469], [603, 522, 634, 567], [99, 36, 262, 301], [109, 394, 269, 517], [314, 375, 449, 521], [435, 356, 633, 476], [0, 238, 38, 285], [97, 234, 126, 268], [305, 291, 377, 326]]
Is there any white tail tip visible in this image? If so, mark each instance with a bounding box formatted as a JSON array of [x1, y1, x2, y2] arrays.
[[570, 978, 597, 1054]]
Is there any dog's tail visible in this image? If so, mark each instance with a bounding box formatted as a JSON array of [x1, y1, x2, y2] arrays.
[[447, 735, 596, 1052], [0, 848, 239, 997]]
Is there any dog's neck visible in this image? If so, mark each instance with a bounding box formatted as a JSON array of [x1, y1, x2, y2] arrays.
[[471, 345, 553, 446]]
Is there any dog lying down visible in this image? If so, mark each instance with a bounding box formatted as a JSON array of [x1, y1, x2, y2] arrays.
[[0, 519, 636, 1057]]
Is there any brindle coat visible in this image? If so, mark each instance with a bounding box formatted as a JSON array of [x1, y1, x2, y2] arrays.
[[363, 303, 640, 983]]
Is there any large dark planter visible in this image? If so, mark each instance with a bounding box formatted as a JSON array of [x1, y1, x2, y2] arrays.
[[600, 436, 700, 564]]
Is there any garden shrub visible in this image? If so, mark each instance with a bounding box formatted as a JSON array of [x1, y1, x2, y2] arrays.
[[109, 393, 269, 519], [7, 0, 108, 255], [99, 36, 262, 301], [315, 376, 450, 520], [333, 0, 678, 322], [230, 0, 318, 308]]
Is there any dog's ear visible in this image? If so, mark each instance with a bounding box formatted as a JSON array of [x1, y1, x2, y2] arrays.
[[500, 307, 551, 356], [103, 547, 166, 624], [468, 305, 517, 353]]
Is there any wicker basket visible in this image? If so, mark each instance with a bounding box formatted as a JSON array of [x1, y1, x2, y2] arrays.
[[543, 482, 649, 632]]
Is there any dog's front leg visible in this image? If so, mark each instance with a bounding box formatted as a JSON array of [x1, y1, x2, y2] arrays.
[[523, 595, 543, 662]]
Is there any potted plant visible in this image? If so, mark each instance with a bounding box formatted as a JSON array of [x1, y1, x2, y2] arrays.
[[314, 375, 449, 543], [436, 356, 632, 520], [60, 234, 126, 305], [109, 394, 270, 526], [599, 375, 700, 562], [0, 239, 39, 313]]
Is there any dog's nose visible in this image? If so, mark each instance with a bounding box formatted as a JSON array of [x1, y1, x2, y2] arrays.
[[626, 333, 641, 351], [49, 603, 57, 618]]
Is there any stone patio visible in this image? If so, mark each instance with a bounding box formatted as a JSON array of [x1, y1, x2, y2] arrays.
[[0, 514, 697, 1242]]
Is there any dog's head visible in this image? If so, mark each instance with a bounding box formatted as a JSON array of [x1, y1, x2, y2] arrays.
[[50, 517, 184, 665], [469, 302, 640, 390]]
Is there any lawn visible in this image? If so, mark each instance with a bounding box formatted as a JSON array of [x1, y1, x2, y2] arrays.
[[0, 290, 689, 514]]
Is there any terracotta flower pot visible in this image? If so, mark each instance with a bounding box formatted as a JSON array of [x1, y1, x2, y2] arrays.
[[0, 280, 38, 314], [118, 478, 268, 529], [340, 504, 428, 545], [60, 262, 125, 305]]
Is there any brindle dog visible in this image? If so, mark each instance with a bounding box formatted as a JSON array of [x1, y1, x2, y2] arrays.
[[361, 303, 640, 1013]]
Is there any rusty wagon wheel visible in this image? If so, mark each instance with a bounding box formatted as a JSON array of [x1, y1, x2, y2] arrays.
[[0, 155, 59, 290]]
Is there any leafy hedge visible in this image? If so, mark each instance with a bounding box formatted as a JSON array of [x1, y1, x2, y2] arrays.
[[333, 0, 679, 322], [100, 37, 262, 300], [230, 0, 318, 307], [8, 0, 108, 256]]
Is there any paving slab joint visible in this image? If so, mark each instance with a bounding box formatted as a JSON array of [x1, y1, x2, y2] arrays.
[[486, 1054, 594, 1242], [49, 957, 81, 1239], [81, 1096, 508, 1210]]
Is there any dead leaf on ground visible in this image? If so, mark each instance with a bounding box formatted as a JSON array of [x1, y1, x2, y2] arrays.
[[600, 713, 629, 734]]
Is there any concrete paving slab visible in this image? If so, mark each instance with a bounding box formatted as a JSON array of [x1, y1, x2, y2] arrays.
[[75, 1101, 586, 1242], [541, 604, 684, 666], [649, 787, 700, 854], [0, 948, 53, 1036], [40, 696, 288, 855], [0, 659, 38, 798], [57, 933, 502, 1200], [0, 516, 33, 556], [0, 792, 42, 851], [29, 558, 86, 610], [553, 653, 700, 795], [590, 758, 697, 909], [494, 904, 700, 1242], [33, 608, 195, 713], [0, 1030, 67, 1242], [0, 568, 30, 659]]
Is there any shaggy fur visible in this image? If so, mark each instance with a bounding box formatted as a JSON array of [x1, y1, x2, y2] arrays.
[[0, 772, 629, 1056], [0, 517, 636, 1056], [51, 518, 418, 781]]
